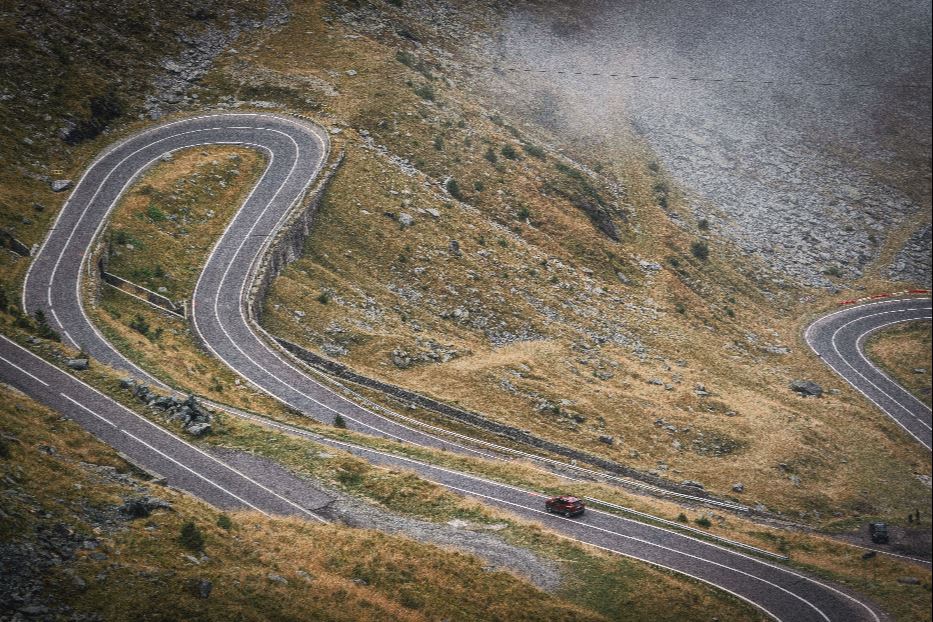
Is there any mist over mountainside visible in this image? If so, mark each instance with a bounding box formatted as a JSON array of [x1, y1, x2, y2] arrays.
[[481, 0, 932, 287]]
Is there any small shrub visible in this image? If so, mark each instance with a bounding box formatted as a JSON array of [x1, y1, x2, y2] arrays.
[[333, 414, 347, 428], [179, 521, 205, 551], [473, 180, 485, 192], [522, 143, 546, 159], [690, 240, 709, 261], [337, 466, 364, 486], [500, 144, 519, 160], [677, 513, 688, 523], [483, 148, 497, 164], [317, 291, 331, 305], [399, 588, 424, 610], [517, 206, 531, 221], [446, 178, 464, 201], [153, 265, 166, 278], [823, 265, 843, 278], [216, 514, 233, 530], [433, 135, 444, 150], [694, 516, 712, 528], [413, 83, 435, 101], [0, 437, 9, 459], [0, 285, 7, 313], [129, 314, 150, 336], [698, 218, 709, 231], [675, 303, 686, 314], [725, 308, 735, 318], [34, 310, 60, 341], [146, 205, 166, 222]]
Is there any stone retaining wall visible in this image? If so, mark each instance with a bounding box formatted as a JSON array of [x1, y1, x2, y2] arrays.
[[246, 150, 345, 322], [274, 336, 726, 501]]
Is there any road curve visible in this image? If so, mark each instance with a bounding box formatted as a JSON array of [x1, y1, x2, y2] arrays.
[[8, 112, 884, 621], [805, 297, 932, 451]]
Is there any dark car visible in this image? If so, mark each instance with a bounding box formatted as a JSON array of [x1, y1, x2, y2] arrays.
[[545, 495, 585, 517], [869, 522, 889, 544]]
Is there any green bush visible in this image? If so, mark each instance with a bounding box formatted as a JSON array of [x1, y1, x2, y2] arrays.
[[333, 414, 347, 428], [698, 218, 709, 231], [690, 240, 709, 261], [694, 516, 712, 528], [216, 514, 233, 530], [446, 178, 464, 201], [317, 291, 331, 304], [129, 314, 150, 336], [483, 148, 497, 164], [500, 144, 519, 160], [146, 205, 166, 222], [677, 513, 688, 523], [522, 143, 546, 159], [413, 83, 435, 101], [34, 310, 60, 341], [179, 521, 205, 551], [517, 206, 531, 221]]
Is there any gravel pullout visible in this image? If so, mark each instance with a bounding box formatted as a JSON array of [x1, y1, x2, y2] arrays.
[[206, 447, 564, 592]]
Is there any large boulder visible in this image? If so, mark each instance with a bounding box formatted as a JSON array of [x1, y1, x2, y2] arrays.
[[119, 496, 172, 519], [790, 380, 823, 397], [66, 358, 89, 371], [185, 422, 212, 437]]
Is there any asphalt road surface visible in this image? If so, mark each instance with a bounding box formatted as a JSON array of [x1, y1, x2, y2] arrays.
[[805, 297, 932, 451], [5, 112, 886, 621]]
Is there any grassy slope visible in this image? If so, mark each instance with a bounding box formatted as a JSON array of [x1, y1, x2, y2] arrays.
[[0, 383, 609, 622], [0, 0, 929, 618], [211, 0, 932, 529], [0, 321, 765, 621], [865, 321, 932, 407]]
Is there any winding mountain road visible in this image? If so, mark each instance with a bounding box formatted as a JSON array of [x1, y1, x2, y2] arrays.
[[805, 297, 932, 451], [0, 112, 894, 621]]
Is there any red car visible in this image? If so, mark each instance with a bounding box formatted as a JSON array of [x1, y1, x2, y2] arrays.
[[545, 495, 585, 517]]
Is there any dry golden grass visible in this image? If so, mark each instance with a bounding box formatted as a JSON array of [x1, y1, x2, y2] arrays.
[[209, 0, 933, 532], [0, 384, 606, 621], [103, 146, 265, 299], [865, 321, 932, 407]]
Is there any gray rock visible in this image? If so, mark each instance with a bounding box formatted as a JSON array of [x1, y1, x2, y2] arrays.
[[189, 578, 213, 598], [732, 483, 745, 493], [391, 348, 413, 369], [51, 179, 72, 192], [185, 422, 212, 437], [647, 377, 664, 385], [267, 573, 288, 585], [398, 212, 414, 228], [790, 380, 823, 397], [66, 358, 89, 371], [120, 496, 173, 519], [598, 435, 614, 445], [449, 239, 462, 256], [681, 480, 705, 490], [897, 576, 920, 585], [763, 345, 790, 355]]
